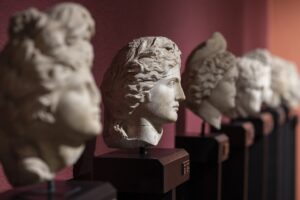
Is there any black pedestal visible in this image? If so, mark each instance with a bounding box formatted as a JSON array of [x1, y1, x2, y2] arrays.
[[93, 148, 190, 200], [235, 113, 273, 200], [175, 134, 229, 200], [0, 181, 116, 200], [217, 121, 254, 200]]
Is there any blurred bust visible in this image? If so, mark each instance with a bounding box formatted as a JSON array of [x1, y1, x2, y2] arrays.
[[0, 3, 101, 186], [272, 57, 300, 109], [101, 36, 185, 148], [244, 49, 273, 106], [182, 32, 238, 129], [226, 57, 267, 118]]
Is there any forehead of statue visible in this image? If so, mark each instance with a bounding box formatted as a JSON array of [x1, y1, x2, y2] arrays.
[[162, 65, 181, 79]]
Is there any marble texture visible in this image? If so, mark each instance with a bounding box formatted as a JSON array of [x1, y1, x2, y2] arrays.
[[101, 36, 185, 148], [244, 48, 273, 106], [226, 57, 267, 118], [0, 3, 101, 186], [182, 32, 238, 129]]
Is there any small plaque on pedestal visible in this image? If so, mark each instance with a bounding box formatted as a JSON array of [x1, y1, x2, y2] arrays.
[[93, 148, 189, 200], [0, 181, 116, 200]]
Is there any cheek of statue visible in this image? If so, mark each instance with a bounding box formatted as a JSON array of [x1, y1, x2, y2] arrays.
[[55, 71, 101, 142]]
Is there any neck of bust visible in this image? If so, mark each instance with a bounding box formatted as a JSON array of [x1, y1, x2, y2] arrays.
[[126, 117, 163, 146], [196, 100, 222, 129]]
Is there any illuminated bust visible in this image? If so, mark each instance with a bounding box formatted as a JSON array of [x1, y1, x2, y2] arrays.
[[226, 57, 266, 118], [182, 32, 238, 129], [244, 48, 273, 106], [101, 36, 185, 148], [0, 3, 101, 186]]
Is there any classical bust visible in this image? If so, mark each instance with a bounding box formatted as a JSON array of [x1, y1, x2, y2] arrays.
[[244, 49, 274, 107], [271, 56, 300, 109], [182, 32, 238, 129], [226, 57, 267, 118], [101, 36, 185, 148], [0, 3, 101, 186]]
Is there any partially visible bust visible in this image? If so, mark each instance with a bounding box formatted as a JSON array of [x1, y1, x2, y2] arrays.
[[269, 55, 294, 108], [0, 3, 101, 186], [101, 36, 185, 148], [275, 58, 300, 109], [226, 57, 267, 118], [244, 48, 273, 106], [182, 32, 238, 129]]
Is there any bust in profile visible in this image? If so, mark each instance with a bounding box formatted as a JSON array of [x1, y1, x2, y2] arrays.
[[272, 57, 300, 109], [182, 32, 238, 129], [226, 57, 267, 118], [101, 36, 185, 148], [244, 49, 273, 106], [0, 3, 101, 186]]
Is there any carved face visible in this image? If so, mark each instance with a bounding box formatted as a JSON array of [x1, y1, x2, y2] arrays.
[[140, 65, 185, 126], [209, 66, 238, 112], [242, 87, 263, 114], [55, 68, 101, 141]]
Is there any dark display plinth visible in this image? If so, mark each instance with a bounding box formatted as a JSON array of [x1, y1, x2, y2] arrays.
[[175, 133, 229, 200], [263, 107, 285, 200], [235, 113, 273, 200], [278, 106, 297, 200], [93, 148, 190, 200], [216, 121, 254, 200], [0, 181, 116, 200]]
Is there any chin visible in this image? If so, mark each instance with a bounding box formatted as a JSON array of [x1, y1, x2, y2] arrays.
[[165, 114, 178, 123]]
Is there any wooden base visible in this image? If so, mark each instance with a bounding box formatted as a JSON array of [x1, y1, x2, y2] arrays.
[[175, 133, 229, 200], [0, 181, 116, 200], [93, 148, 190, 200]]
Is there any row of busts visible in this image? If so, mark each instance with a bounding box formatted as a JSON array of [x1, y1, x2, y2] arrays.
[[0, 2, 299, 189], [184, 32, 300, 129]]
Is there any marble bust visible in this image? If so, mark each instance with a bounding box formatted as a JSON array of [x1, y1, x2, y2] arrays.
[[276, 58, 300, 109], [182, 32, 238, 129], [244, 49, 273, 106], [0, 3, 101, 186], [226, 57, 267, 118], [101, 36, 185, 148], [269, 55, 295, 108]]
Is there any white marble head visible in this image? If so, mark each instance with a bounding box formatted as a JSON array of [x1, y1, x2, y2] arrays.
[[244, 48, 273, 106], [279, 60, 300, 109], [182, 32, 238, 129], [101, 36, 185, 148], [226, 57, 266, 118], [0, 3, 101, 186], [269, 55, 295, 108]]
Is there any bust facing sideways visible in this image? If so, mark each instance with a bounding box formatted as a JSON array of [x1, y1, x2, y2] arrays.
[[0, 3, 101, 186], [182, 32, 238, 129], [101, 36, 185, 148], [226, 57, 267, 118]]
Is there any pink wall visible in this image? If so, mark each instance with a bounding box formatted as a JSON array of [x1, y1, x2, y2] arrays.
[[0, 0, 268, 192]]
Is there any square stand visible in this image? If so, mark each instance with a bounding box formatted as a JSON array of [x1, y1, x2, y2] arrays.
[[216, 121, 254, 200], [93, 148, 190, 200], [0, 181, 116, 200], [175, 133, 229, 200], [234, 113, 273, 200]]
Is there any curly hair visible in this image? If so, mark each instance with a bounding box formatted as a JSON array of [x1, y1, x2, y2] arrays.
[[236, 57, 266, 89], [101, 36, 181, 147], [182, 51, 235, 107], [182, 33, 236, 113], [0, 3, 95, 136]]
